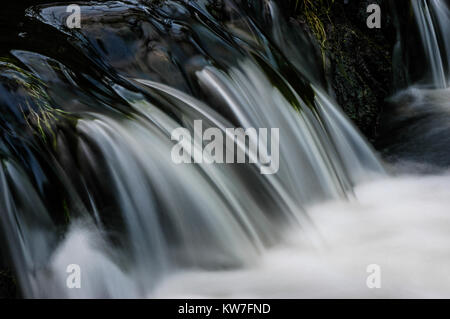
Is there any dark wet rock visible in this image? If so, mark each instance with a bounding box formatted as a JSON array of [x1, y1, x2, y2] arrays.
[[0, 248, 18, 299], [283, 0, 396, 142], [0, 269, 17, 299], [376, 87, 450, 168]]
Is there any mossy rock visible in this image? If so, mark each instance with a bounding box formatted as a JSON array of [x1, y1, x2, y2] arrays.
[[289, 0, 396, 142]]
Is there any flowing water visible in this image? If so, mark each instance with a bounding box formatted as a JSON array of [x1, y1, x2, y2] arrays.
[[0, 0, 450, 298], [411, 0, 449, 88]]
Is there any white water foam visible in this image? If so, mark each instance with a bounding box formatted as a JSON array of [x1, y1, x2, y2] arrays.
[[42, 170, 450, 298], [151, 171, 450, 298]]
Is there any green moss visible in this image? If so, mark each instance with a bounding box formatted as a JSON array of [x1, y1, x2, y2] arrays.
[[63, 199, 70, 225], [0, 59, 71, 148]]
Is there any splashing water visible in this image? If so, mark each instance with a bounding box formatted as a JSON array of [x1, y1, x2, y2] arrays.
[[152, 172, 450, 298]]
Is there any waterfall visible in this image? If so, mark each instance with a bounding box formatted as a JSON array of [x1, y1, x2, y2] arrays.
[[410, 0, 449, 88], [5, 0, 450, 299], [0, 0, 385, 298], [379, 0, 450, 164]]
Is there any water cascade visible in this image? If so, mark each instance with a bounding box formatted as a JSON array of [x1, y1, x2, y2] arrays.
[[1, 0, 450, 298]]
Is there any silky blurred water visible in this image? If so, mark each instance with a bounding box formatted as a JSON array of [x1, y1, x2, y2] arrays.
[[1, 0, 450, 299]]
